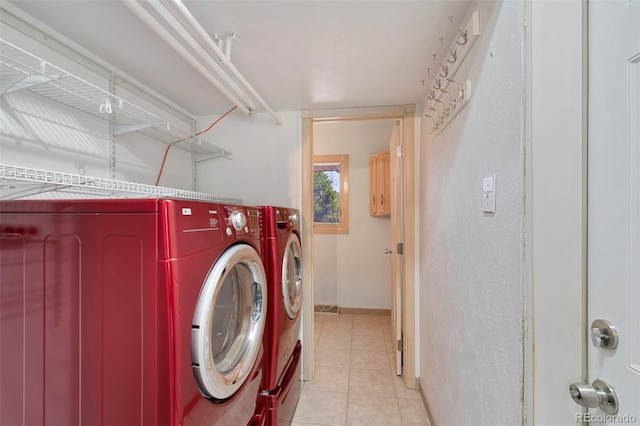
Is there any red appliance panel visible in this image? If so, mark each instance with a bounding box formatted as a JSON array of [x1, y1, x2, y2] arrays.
[[0, 205, 158, 426], [250, 395, 267, 426], [1, 199, 266, 426], [159, 200, 224, 260], [266, 342, 302, 426], [157, 201, 264, 426], [159, 201, 261, 260], [259, 206, 302, 392], [159, 251, 263, 425], [0, 198, 159, 214]]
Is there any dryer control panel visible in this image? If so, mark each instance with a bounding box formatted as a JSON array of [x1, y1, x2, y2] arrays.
[[246, 208, 261, 237]]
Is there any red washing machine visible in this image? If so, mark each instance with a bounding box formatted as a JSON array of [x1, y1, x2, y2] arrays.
[[258, 206, 303, 426], [0, 199, 268, 426]]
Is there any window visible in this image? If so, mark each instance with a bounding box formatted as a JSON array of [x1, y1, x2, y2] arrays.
[[313, 154, 349, 234]]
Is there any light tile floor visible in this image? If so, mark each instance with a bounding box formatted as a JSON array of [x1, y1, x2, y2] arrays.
[[292, 313, 432, 426]]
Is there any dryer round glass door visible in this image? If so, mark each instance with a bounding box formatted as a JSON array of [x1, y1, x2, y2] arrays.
[[282, 233, 302, 319], [191, 244, 267, 400]]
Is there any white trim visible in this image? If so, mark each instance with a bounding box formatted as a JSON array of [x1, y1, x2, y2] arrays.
[[300, 106, 417, 387], [526, 0, 587, 422], [523, 1, 534, 423], [302, 105, 413, 120], [628, 53, 640, 374]]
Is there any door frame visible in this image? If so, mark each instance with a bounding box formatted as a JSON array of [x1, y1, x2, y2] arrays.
[[525, 0, 587, 422], [300, 105, 417, 389]]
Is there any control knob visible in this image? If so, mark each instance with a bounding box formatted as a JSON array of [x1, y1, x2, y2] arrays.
[[231, 210, 247, 231]]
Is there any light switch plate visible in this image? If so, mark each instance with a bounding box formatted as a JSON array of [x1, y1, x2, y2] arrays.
[[482, 175, 496, 213]]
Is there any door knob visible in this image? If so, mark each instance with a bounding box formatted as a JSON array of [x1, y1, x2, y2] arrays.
[[590, 319, 619, 350], [569, 379, 619, 414], [384, 249, 393, 254]]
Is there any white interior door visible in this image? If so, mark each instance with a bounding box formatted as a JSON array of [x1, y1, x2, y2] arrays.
[[390, 119, 403, 376], [587, 0, 640, 420]]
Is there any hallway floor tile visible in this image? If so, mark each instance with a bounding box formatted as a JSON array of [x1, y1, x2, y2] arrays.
[[292, 313, 431, 426]]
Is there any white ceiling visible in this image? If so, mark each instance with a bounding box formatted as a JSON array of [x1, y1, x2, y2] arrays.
[[4, 0, 473, 117]]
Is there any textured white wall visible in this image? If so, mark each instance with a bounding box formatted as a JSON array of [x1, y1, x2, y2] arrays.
[[313, 120, 394, 309], [418, 1, 524, 424], [195, 112, 301, 208]]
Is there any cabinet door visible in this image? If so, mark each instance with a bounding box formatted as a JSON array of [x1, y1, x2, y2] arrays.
[[369, 151, 391, 217], [378, 151, 391, 216], [369, 154, 379, 215]]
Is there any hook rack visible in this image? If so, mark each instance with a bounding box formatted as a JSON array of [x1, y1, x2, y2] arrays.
[[439, 37, 457, 63], [423, 10, 480, 135]]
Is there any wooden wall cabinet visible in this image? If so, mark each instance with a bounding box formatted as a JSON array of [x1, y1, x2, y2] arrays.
[[369, 150, 391, 216]]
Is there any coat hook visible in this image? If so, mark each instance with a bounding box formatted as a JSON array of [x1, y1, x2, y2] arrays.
[[432, 98, 449, 116], [427, 89, 436, 100], [446, 78, 463, 103], [430, 105, 448, 123], [439, 88, 455, 106], [449, 16, 468, 45], [425, 113, 437, 125], [433, 78, 442, 90], [425, 114, 437, 134], [428, 107, 442, 123], [439, 37, 457, 63], [440, 65, 449, 78]]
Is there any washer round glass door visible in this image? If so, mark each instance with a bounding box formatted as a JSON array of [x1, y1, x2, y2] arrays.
[[282, 233, 302, 319], [191, 244, 267, 400]]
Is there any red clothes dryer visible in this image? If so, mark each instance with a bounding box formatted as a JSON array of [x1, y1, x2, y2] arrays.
[[0, 199, 267, 426], [259, 206, 303, 426]]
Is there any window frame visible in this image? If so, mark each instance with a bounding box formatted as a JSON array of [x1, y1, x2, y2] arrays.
[[313, 154, 349, 234]]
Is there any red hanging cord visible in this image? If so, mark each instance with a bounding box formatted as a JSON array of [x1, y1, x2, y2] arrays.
[[155, 105, 237, 186]]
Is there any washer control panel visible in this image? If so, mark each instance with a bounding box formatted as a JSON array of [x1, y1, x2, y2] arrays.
[[222, 206, 261, 237]]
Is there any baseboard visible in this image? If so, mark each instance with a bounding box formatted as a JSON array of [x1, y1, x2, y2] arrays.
[[338, 307, 391, 316], [418, 379, 436, 426]]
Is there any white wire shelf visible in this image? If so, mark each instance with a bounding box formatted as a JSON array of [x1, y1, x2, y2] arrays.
[[0, 38, 231, 159], [0, 164, 241, 202]]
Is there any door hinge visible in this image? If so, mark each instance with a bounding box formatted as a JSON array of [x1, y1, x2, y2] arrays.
[[397, 339, 402, 351], [396, 145, 403, 158], [396, 242, 404, 255]]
